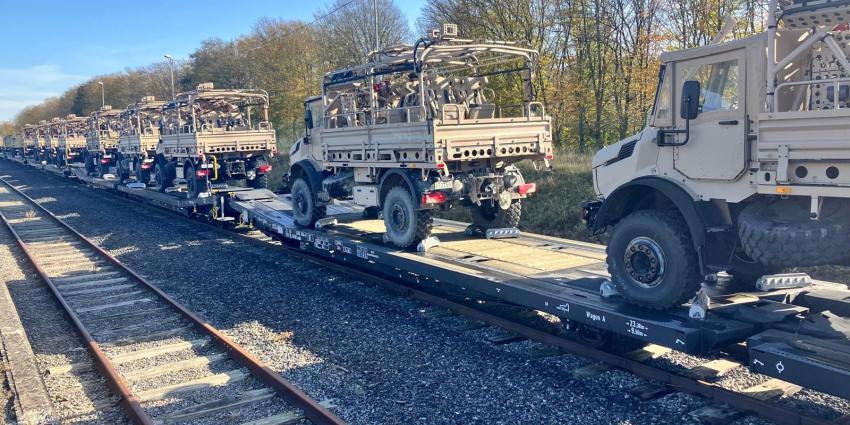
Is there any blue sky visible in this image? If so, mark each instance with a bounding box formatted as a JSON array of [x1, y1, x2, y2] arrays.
[[0, 0, 427, 122]]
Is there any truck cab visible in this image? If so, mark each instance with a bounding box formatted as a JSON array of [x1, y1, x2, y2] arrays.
[[585, 1, 850, 309]]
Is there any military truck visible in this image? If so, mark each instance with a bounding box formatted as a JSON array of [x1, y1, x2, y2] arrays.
[[57, 114, 88, 167], [85, 106, 122, 177], [117, 96, 165, 184], [155, 83, 276, 198], [33, 120, 49, 163], [2, 134, 23, 159], [44, 118, 62, 165], [287, 24, 553, 248], [22, 125, 38, 162], [584, 0, 850, 309]]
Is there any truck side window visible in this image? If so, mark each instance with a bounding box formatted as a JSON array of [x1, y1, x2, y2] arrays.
[[653, 65, 673, 127], [310, 102, 323, 129], [684, 59, 739, 113]]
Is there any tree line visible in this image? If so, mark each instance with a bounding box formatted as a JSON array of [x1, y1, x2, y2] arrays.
[[4, 0, 766, 153]]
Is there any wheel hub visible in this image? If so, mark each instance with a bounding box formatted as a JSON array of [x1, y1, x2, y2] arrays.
[[390, 203, 408, 232], [294, 192, 307, 216], [623, 237, 666, 287]]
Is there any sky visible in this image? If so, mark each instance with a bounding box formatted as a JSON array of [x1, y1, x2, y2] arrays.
[[0, 0, 427, 122]]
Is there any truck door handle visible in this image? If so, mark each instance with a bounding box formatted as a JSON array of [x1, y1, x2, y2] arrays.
[[718, 120, 739, 125]]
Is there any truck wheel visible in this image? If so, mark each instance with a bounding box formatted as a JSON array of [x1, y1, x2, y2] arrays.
[[291, 177, 325, 227], [471, 200, 522, 229], [607, 210, 702, 310], [154, 163, 169, 193], [739, 199, 850, 268], [135, 159, 150, 185], [382, 186, 432, 248], [252, 174, 269, 189], [85, 153, 95, 175], [185, 162, 205, 198]]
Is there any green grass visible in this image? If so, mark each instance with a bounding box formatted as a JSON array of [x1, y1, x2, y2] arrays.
[[437, 151, 600, 243]]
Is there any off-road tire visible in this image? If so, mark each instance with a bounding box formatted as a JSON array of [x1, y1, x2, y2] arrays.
[[291, 177, 325, 227], [471, 200, 522, 230], [84, 153, 95, 175], [135, 160, 151, 185], [252, 174, 269, 189], [154, 163, 169, 193], [185, 162, 205, 199], [607, 209, 702, 310], [739, 199, 850, 268], [382, 186, 433, 249]]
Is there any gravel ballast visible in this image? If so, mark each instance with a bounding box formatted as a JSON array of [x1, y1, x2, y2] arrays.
[[1, 161, 848, 424]]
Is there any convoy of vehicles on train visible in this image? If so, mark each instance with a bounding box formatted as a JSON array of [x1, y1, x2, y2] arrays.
[[2, 20, 850, 405], [4, 14, 850, 305]]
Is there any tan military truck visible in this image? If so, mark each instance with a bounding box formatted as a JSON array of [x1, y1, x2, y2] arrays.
[[155, 83, 276, 197], [2, 134, 23, 159], [44, 118, 62, 165], [85, 106, 122, 177], [584, 0, 850, 309], [34, 120, 49, 163], [117, 96, 165, 184], [22, 124, 39, 162], [57, 114, 88, 167], [287, 24, 553, 248]]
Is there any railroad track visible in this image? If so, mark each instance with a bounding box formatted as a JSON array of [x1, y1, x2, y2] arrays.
[[0, 176, 345, 425], [4, 161, 850, 425]]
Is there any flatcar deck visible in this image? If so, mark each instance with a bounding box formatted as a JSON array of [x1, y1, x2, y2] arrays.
[[229, 192, 850, 401]]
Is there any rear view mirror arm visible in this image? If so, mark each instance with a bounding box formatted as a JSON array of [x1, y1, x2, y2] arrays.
[[656, 118, 690, 146]]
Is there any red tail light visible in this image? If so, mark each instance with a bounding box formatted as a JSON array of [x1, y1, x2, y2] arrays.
[[517, 183, 537, 196], [436, 163, 446, 169], [140, 162, 153, 170], [421, 191, 449, 205], [196, 169, 209, 178], [545, 153, 554, 160], [258, 164, 272, 173]]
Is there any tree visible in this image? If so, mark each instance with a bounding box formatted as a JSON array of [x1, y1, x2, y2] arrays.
[[315, 0, 411, 68]]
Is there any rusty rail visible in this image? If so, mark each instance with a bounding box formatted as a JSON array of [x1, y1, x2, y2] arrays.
[[0, 175, 345, 425]]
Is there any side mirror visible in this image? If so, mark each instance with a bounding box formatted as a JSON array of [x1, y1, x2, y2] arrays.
[[680, 80, 701, 120], [304, 108, 314, 130]]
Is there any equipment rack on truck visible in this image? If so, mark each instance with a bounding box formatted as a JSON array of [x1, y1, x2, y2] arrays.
[[16, 157, 850, 402]]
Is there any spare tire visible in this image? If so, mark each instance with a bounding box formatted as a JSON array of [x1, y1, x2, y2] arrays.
[[738, 198, 850, 268]]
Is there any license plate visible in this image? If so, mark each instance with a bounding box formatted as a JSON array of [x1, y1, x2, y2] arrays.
[[431, 181, 452, 190], [210, 183, 228, 189]]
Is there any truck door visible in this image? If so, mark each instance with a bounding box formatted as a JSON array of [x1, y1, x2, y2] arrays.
[[673, 49, 747, 181]]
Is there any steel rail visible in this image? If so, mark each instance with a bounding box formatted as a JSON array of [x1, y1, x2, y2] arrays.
[[6, 162, 846, 425], [0, 175, 346, 425]]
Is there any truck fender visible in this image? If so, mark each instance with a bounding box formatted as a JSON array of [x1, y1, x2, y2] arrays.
[[378, 169, 422, 206], [592, 177, 732, 251], [289, 160, 324, 194]]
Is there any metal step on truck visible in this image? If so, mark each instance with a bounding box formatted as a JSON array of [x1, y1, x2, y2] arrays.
[[57, 114, 88, 167], [584, 0, 850, 310], [84, 105, 122, 178], [155, 83, 276, 198], [286, 24, 553, 249], [116, 96, 166, 184]]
